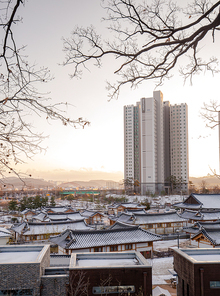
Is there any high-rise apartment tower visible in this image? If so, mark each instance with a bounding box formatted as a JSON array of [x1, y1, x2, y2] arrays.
[[124, 91, 189, 194]]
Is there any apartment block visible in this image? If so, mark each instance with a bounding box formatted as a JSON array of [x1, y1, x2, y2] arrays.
[[124, 91, 189, 195]]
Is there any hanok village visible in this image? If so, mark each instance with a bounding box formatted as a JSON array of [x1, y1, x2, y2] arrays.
[[2, 192, 220, 295]]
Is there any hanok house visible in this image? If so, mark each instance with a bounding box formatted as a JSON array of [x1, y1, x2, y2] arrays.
[[50, 225, 161, 258], [108, 202, 146, 216], [21, 209, 36, 221], [32, 211, 83, 222], [12, 219, 92, 243], [183, 220, 220, 247], [179, 209, 220, 225], [81, 209, 104, 225], [44, 205, 75, 214], [174, 248, 220, 296], [110, 211, 187, 234], [173, 193, 220, 212], [69, 251, 152, 296], [0, 226, 12, 244]]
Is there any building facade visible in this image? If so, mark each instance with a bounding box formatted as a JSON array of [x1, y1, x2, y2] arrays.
[[124, 91, 189, 194], [174, 248, 220, 296]]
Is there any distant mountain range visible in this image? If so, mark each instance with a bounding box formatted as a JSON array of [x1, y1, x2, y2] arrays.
[[1, 176, 220, 190], [0, 177, 120, 190]]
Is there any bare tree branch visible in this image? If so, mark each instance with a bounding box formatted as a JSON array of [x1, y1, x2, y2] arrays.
[[0, 0, 89, 177], [63, 0, 220, 99]]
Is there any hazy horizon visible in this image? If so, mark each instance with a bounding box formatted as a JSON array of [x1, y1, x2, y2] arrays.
[[7, 168, 217, 183]]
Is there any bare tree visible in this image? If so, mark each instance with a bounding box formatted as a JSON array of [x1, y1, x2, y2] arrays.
[[68, 270, 89, 296], [0, 0, 88, 178], [200, 100, 220, 128], [63, 0, 220, 99]]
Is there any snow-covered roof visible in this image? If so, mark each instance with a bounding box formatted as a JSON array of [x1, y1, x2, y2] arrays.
[[21, 209, 36, 215], [0, 227, 12, 238], [109, 221, 138, 230], [50, 226, 161, 250], [12, 220, 92, 236], [126, 209, 147, 215], [32, 212, 48, 222], [180, 210, 220, 221], [192, 228, 220, 246], [81, 210, 104, 218], [153, 286, 171, 296], [133, 211, 186, 225], [109, 213, 134, 224], [174, 194, 220, 210], [108, 202, 145, 210], [44, 206, 75, 213], [48, 211, 83, 221]]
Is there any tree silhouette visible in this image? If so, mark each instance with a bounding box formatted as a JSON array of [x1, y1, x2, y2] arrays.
[[63, 0, 220, 99], [0, 0, 89, 178]]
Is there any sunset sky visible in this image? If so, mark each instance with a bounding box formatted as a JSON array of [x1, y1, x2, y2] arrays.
[[10, 0, 220, 182]]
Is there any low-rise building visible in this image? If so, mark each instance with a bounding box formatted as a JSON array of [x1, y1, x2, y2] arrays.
[[81, 209, 105, 225], [69, 251, 152, 296], [0, 226, 12, 244], [110, 211, 187, 234], [108, 202, 146, 215], [0, 244, 152, 296], [173, 193, 220, 211], [174, 248, 220, 296], [12, 219, 92, 243], [50, 225, 161, 258]]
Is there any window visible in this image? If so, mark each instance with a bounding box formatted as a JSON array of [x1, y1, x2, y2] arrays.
[[94, 247, 102, 252], [110, 245, 118, 252], [125, 244, 132, 250]]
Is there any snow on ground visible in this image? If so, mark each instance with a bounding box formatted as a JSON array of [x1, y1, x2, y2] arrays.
[[149, 257, 174, 285]]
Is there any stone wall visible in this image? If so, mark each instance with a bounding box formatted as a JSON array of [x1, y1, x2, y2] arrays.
[[0, 263, 41, 295], [41, 275, 69, 296]]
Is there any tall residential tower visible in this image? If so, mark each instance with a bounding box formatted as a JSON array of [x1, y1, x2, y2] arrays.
[[124, 91, 189, 194]]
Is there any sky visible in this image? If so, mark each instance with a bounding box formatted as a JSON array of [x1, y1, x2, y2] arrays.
[[8, 0, 220, 182]]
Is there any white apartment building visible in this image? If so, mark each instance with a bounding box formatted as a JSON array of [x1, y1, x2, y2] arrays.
[[124, 91, 189, 195], [170, 104, 189, 193]]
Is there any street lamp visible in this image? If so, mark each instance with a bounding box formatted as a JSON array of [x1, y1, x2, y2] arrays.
[[176, 229, 180, 248]]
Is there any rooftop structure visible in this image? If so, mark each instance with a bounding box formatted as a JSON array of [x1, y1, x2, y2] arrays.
[[180, 209, 220, 222], [174, 248, 220, 296], [0, 244, 153, 296], [174, 193, 220, 211], [50, 226, 161, 258], [12, 219, 92, 243], [0, 244, 50, 296], [69, 251, 152, 296]]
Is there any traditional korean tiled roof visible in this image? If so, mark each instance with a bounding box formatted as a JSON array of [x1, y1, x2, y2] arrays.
[[174, 194, 220, 210], [21, 209, 36, 215], [50, 226, 161, 250], [109, 213, 134, 224], [108, 202, 145, 210], [126, 209, 147, 215], [44, 206, 75, 213], [0, 227, 12, 238], [192, 228, 220, 246], [109, 221, 138, 230], [184, 220, 220, 235], [199, 221, 220, 230], [32, 212, 49, 222], [12, 219, 92, 236], [180, 210, 220, 221], [81, 210, 104, 218], [132, 211, 186, 225], [48, 212, 83, 221]]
